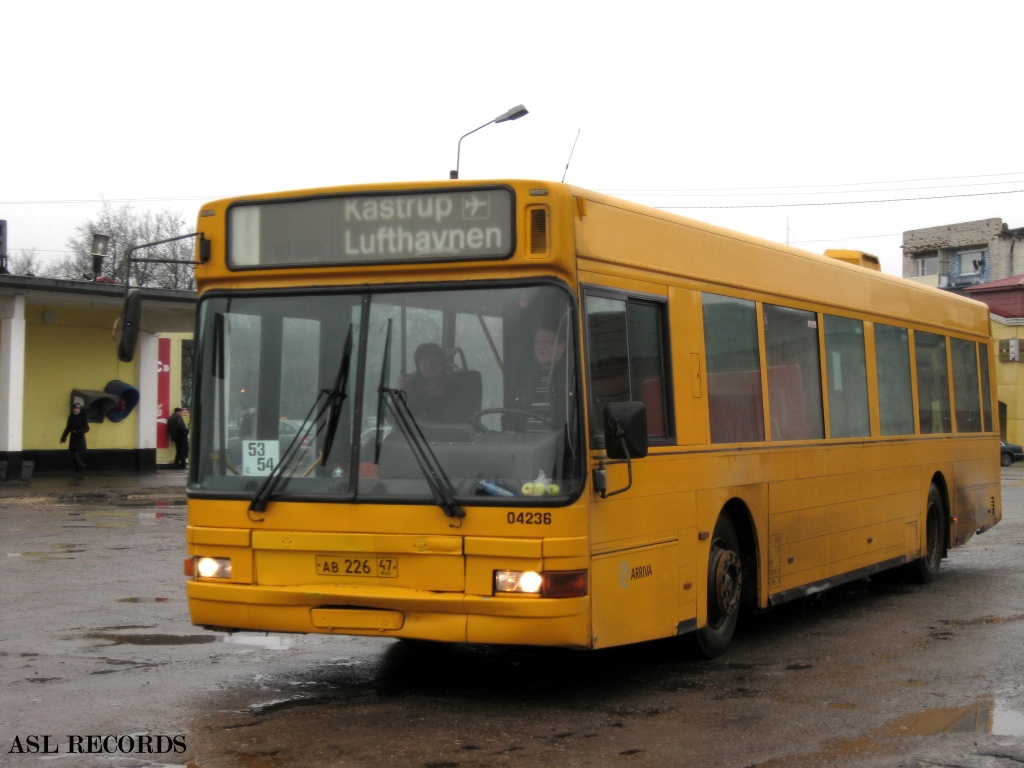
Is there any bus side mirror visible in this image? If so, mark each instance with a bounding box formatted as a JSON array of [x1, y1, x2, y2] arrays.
[[117, 288, 143, 363], [604, 402, 648, 459]]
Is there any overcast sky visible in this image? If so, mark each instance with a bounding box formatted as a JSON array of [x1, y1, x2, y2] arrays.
[[5, 1, 1023, 276]]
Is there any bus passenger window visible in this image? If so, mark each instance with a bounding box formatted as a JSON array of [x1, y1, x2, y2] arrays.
[[980, 344, 993, 432], [874, 324, 915, 436], [951, 337, 982, 433], [763, 304, 824, 441], [703, 294, 764, 443], [824, 315, 869, 438], [915, 332, 951, 434]]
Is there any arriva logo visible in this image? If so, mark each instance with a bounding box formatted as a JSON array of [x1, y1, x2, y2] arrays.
[[618, 561, 654, 588]]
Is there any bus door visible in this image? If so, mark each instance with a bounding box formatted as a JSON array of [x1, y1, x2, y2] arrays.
[[583, 287, 683, 648]]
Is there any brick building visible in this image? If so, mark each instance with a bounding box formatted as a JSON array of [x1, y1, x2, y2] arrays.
[[902, 218, 1024, 291]]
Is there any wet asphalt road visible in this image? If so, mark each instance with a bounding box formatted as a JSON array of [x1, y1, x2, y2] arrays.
[[3, 469, 1024, 767]]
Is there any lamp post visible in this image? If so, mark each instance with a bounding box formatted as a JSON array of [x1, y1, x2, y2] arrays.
[[90, 233, 111, 281], [450, 104, 529, 180]]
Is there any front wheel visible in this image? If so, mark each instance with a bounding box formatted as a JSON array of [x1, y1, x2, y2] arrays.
[[904, 483, 944, 584], [690, 515, 743, 659]]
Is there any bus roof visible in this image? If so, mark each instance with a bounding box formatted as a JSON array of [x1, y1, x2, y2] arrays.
[[565, 183, 991, 338]]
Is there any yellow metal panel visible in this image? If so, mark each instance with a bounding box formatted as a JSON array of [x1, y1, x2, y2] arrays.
[[542, 537, 588, 558], [187, 526, 251, 547], [591, 540, 678, 649], [467, 613, 590, 648], [770, 492, 918, 542], [252, 531, 462, 554], [465, 537, 542, 558], [310, 608, 404, 631]]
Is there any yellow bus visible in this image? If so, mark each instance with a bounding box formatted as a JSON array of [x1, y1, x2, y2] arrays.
[[178, 179, 1001, 657]]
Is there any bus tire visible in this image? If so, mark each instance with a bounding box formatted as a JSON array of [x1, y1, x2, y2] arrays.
[[904, 484, 944, 584], [690, 515, 743, 659]]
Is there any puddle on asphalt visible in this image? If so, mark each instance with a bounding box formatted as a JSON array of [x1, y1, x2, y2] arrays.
[[944, 614, 1024, 627], [62, 509, 185, 528], [880, 698, 1024, 738], [756, 697, 1024, 767], [116, 500, 187, 508], [74, 627, 295, 650], [84, 631, 217, 646], [117, 597, 175, 603], [6, 544, 85, 559]]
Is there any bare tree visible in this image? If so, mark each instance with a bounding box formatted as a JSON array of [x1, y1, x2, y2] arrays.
[[6, 248, 56, 278], [56, 201, 197, 290]]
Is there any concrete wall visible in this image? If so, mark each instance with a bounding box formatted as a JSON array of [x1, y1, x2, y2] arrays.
[[992, 316, 1024, 444], [25, 303, 139, 451], [9, 306, 187, 474]]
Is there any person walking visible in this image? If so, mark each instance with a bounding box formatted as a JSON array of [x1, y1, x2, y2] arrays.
[[167, 407, 190, 469], [60, 403, 90, 478]]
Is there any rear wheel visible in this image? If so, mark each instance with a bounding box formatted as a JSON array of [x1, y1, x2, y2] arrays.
[[1001, 452, 1012, 467], [904, 483, 944, 584], [690, 515, 743, 659]]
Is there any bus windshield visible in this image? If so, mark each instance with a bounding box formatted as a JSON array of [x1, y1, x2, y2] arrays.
[[190, 282, 583, 505]]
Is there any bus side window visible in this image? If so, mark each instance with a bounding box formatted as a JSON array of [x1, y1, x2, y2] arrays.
[[951, 337, 982, 433], [874, 323, 915, 436], [764, 304, 825, 441], [703, 293, 765, 443], [584, 290, 672, 447], [915, 331, 952, 434]]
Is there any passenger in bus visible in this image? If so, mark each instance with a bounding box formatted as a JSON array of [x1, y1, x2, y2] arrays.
[[504, 327, 568, 430], [403, 343, 469, 423]]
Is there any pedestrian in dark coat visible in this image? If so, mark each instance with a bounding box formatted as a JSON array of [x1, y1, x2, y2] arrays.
[[167, 407, 189, 468], [60, 403, 90, 477]]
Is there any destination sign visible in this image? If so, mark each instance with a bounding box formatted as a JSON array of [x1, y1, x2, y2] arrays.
[[228, 187, 514, 268]]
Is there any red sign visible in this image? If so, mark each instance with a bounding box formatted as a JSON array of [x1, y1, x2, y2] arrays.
[[157, 338, 171, 449]]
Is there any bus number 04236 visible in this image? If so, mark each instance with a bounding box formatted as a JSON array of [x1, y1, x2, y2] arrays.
[[507, 512, 552, 525]]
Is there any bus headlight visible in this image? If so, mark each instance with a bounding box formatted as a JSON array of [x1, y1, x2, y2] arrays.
[[195, 556, 232, 579], [495, 570, 544, 594], [494, 569, 587, 598]]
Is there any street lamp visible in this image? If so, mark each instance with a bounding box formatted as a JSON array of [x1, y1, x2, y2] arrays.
[[90, 233, 111, 281], [450, 104, 529, 180]]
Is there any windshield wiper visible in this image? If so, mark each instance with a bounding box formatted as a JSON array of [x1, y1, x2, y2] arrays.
[[321, 327, 354, 465], [379, 387, 465, 521], [249, 325, 354, 514], [373, 320, 393, 464], [375, 319, 464, 521]]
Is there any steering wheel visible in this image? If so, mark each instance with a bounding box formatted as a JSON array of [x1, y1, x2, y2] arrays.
[[470, 407, 555, 432]]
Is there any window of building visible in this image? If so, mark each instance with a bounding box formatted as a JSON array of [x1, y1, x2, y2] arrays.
[[956, 249, 987, 277], [913, 253, 939, 277], [702, 294, 764, 443]]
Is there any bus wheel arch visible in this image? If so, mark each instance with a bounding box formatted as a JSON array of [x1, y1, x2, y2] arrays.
[[904, 475, 948, 584], [689, 501, 756, 659]]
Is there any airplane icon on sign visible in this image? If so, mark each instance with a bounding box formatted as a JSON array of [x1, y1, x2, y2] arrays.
[[462, 194, 490, 220]]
